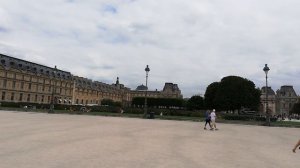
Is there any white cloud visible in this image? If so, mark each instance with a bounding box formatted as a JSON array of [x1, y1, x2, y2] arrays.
[[1, 0, 300, 97]]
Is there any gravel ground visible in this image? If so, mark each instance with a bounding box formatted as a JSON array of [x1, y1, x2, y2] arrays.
[[0, 110, 299, 168]]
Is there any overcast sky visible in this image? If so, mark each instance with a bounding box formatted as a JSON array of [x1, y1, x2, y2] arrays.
[[1, 0, 300, 97]]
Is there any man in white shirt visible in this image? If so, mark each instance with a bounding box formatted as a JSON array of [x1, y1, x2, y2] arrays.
[[210, 109, 218, 130]]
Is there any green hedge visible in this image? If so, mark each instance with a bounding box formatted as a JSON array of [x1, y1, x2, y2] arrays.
[[221, 114, 277, 122], [0, 101, 208, 117], [0, 101, 50, 109], [123, 108, 206, 117]]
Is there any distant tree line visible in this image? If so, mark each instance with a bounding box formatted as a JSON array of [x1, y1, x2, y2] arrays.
[[131, 76, 261, 112], [0, 75, 263, 114]]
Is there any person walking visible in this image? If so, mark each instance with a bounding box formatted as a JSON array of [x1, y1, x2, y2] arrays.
[[210, 109, 218, 130], [204, 110, 212, 130], [292, 139, 300, 153]]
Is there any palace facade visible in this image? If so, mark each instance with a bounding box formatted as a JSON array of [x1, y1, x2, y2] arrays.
[[260, 85, 299, 115], [0, 54, 183, 106]]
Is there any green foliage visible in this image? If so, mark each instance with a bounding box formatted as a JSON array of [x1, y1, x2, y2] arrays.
[[131, 97, 184, 108], [204, 76, 261, 112], [101, 99, 114, 106], [186, 95, 204, 110], [222, 114, 277, 122], [290, 103, 300, 114], [0, 101, 50, 109], [204, 82, 220, 109], [100, 99, 122, 107]]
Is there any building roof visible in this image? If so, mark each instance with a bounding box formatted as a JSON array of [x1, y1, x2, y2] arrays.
[[261, 86, 275, 95], [136, 84, 148, 91]]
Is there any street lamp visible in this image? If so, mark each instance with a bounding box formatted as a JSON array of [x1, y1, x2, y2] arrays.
[[143, 65, 150, 118], [49, 66, 57, 113], [263, 64, 270, 126]]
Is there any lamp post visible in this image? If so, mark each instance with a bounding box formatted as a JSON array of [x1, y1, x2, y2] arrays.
[[143, 65, 150, 118], [263, 64, 270, 126], [281, 99, 285, 120], [49, 66, 57, 113]]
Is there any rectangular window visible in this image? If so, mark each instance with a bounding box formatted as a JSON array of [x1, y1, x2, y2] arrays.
[[19, 93, 23, 101], [42, 85, 45, 92], [3, 79, 7, 88], [28, 83, 31, 90], [48, 96, 50, 103], [60, 88, 62, 94], [1, 92, 5, 100], [11, 93, 14, 101], [12, 81, 16, 89], [86, 100, 88, 104], [27, 94, 30, 102], [35, 95, 38, 102], [20, 82, 24, 90], [76, 99, 79, 104], [41, 95, 44, 102]]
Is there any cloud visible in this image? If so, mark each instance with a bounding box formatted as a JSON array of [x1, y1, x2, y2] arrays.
[[103, 4, 117, 14], [0, 0, 300, 97]]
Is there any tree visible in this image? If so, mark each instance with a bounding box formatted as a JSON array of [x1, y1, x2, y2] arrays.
[[204, 76, 261, 112], [101, 99, 114, 106], [131, 97, 184, 108], [204, 82, 220, 109], [290, 103, 300, 114], [186, 95, 204, 110]]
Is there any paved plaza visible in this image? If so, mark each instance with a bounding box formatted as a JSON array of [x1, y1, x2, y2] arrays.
[[0, 110, 299, 168]]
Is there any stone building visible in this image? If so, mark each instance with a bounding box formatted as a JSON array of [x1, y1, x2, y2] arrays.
[[0, 54, 73, 105], [260, 85, 299, 115], [131, 82, 183, 99], [260, 86, 276, 116], [73, 76, 131, 106], [0, 54, 182, 107], [275, 85, 298, 115]]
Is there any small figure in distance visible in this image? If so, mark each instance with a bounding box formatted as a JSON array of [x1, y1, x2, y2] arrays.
[[210, 109, 218, 130], [204, 110, 212, 130], [292, 139, 300, 153]]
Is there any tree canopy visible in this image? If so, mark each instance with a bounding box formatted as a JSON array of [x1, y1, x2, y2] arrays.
[[131, 97, 184, 108], [204, 76, 261, 112], [186, 95, 204, 110], [290, 103, 300, 114]]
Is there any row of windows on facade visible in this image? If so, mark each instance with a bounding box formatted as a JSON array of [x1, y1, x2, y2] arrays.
[[1, 91, 108, 105], [75, 99, 99, 105], [263, 101, 293, 108], [1, 71, 72, 87], [1, 79, 71, 89], [1, 92, 71, 104], [2, 71, 118, 93], [76, 90, 122, 98], [1, 80, 124, 101], [1, 80, 72, 95]]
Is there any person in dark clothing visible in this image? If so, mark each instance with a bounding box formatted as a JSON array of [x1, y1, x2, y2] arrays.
[[204, 110, 212, 130]]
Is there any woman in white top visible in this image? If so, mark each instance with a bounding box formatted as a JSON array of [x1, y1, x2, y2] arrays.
[[210, 109, 218, 130]]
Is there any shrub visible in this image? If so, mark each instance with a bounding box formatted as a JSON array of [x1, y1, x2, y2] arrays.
[[222, 114, 277, 122]]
